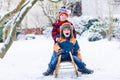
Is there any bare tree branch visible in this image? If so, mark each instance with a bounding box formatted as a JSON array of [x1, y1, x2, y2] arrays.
[[49, 0, 62, 3], [39, 1, 55, 25], [2, 0, 27, 42], [0, 0, 39, 59], [0, 0, 26, 26]]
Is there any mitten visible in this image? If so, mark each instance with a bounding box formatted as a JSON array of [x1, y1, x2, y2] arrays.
[[57, 49, 64, 56]]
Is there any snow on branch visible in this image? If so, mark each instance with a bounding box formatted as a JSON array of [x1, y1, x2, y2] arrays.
[[39, 1, 55, 25], [0, 0, 26, 26], [0, 0, 39, 59]]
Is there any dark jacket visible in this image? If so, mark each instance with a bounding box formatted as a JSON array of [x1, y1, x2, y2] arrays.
[[54, 37, 82, 61]]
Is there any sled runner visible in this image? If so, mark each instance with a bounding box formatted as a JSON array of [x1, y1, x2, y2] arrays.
[[55, 52, 78, 77]]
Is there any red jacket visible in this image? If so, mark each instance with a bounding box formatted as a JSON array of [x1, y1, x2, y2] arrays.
[[52, 20, 76, 42]]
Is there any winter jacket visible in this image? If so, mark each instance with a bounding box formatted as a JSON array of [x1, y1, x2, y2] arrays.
[[54, 37, 82, 61], [52, 20, 76, 43]]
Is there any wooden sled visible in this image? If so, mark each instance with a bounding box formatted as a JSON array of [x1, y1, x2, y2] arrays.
[[55, 52, 78, 77]]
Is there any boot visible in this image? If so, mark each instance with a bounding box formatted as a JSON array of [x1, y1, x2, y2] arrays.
[[43, 67, 54, 76], [78, 68, 94, 74]]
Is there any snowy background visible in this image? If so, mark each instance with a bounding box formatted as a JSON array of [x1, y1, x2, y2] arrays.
[[0, 0, 120, 80], [0, 35, 120, 80]]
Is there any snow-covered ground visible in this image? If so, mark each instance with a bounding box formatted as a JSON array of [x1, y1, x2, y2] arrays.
[[0, 35, 120, 80]]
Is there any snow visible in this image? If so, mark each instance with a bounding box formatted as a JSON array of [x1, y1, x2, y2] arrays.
[[0, 35, 120, 80], [1, 0, 37, 49]]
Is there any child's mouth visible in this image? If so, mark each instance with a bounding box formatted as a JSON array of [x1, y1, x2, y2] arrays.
[[66, 33, 69, 35]]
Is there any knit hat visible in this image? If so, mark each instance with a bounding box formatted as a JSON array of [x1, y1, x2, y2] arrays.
[[60, 23, 73, 38], [58, 6, 68, 19]]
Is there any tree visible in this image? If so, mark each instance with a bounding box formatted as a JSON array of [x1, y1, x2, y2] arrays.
[[0, 1, 2, 10], [40, 0, 62, 24], [38, 1, 55, 25], [107, 0, 120, 40], [108, 0, 113, 41], [7, 0, 11, 11], [66, 0, 82, 17], [0, 0, 43, 59]]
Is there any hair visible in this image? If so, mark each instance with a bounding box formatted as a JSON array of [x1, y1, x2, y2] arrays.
[[60, 23, 74, 38]]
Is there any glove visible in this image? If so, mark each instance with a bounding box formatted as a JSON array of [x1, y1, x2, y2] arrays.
[[57, 49, 64, 56]]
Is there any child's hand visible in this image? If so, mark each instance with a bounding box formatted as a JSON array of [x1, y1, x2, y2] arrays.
[[56, 37, 59, 41], [57, 49, 64, 56]]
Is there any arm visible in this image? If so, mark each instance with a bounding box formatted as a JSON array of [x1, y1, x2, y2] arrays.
[[73, 40, 82, 61], [53, 41, 65, 56], [52, 23, 60, 43], [70, 22, 76, 38], [72, 26, 77, 38], [54, 42, 61, 53]]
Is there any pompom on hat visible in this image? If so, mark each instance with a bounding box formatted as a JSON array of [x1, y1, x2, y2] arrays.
[[58, 6, 69, 19]]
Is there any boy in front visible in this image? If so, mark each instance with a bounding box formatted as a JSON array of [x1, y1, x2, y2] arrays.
[[43, 23, 93, 76]]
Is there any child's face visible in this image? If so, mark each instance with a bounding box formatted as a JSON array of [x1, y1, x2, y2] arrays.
[[63, 28, 71, 38], [60, 14, 68, 21]]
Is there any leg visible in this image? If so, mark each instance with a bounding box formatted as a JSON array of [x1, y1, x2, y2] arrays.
[[49, 51, 57, 65], [73, 56, 94, 74], [43, 51, 58, 76]]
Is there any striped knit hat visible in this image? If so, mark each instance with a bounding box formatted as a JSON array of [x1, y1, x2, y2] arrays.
[[58, 6, 68, 19]]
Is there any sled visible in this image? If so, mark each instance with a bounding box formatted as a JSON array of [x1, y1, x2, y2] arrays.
[[55, 52, 78, 77]]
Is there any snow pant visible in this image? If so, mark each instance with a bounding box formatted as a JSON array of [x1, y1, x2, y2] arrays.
[[49, 51, 85, 71]]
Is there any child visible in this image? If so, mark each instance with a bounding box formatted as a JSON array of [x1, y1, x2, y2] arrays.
[[43, 23, 93, 76], [52, 6, 76, 43]]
